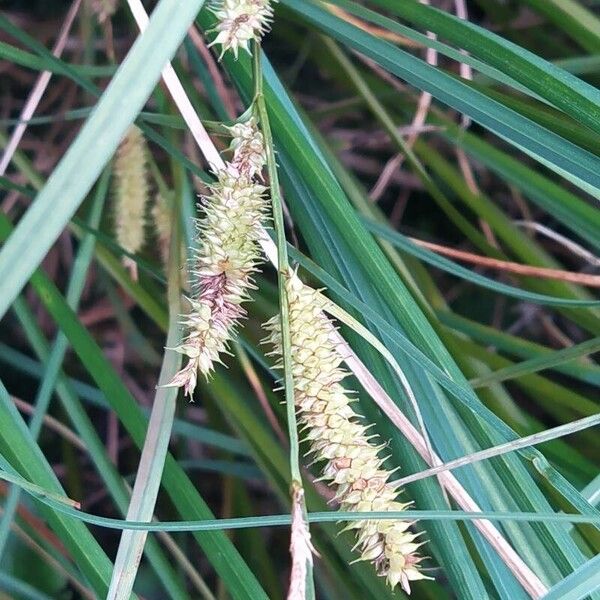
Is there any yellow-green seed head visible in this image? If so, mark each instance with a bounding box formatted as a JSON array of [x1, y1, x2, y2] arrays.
[[113, 126, 149, 267], [168, 158, 268, 397], [265, 273, 431, 593], [168, 116, 268, 396]]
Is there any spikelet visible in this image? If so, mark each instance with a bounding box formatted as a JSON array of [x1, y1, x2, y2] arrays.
[[113, 126, 149, 276], [265, 273, 431, 593], [209, 0, 274, 58], [167, 117, 267, 397]]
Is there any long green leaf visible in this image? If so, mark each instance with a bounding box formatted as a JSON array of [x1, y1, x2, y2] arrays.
[[0, 381, 115, 596], [520, 0, 600, 54], [360, 0, 600, 133], [205, 30, 598, 590], [0, 170, 108, 560], [9, 301, 191, 599], [438, 312, 600, 387], [283, 0, 600, 199], [471, 338, 600, 388], [362, 218, 600, 307]]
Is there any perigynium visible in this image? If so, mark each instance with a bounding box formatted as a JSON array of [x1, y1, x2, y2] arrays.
[[113, 125, 149, 277], [227, 116, 266, 179], [265, 272, 431, 593], [209, 0, 274, 58], [167, 116, 268, 397]]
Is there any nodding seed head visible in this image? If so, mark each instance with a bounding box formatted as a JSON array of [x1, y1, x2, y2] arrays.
[[167, 117, 268, 397], [265, 273, 431, 593]]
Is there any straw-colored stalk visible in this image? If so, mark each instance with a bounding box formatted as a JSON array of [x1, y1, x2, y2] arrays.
[[287, 483, 316, 600]]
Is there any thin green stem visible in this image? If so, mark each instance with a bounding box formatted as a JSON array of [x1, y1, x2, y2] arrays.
[[253, 41, 315, 599], [252, 46, 301, 486], [6, 480, 600, 530]]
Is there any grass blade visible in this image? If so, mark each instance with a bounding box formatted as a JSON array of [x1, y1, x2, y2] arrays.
[[542, 554, 600, 600], [0, 381, 115, 596], [0, 213, 268, 600], [106, 201, 182, 598], [361, 0, 600, 133], [284, 0, 600, 199], [0, 169, 108, 561], [471, 338, 600, 389], [363, 219, 600, 307]]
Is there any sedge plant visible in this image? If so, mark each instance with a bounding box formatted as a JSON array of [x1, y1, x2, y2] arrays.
[[1, 1, 599, 599]]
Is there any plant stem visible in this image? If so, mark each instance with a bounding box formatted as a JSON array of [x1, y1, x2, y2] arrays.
[[253, 41, 315, 600], [252, 45, 300, 486]]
